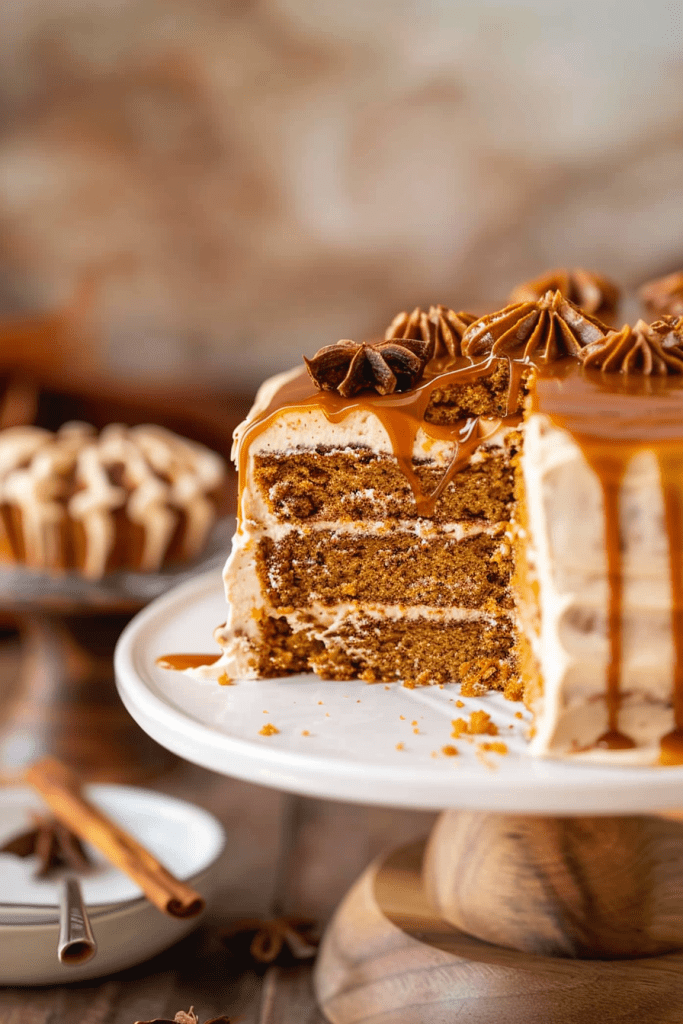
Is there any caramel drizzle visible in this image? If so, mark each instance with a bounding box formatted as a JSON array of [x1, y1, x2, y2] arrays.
[[532, 365, 683, 759], [589, 451, 634, 751], [236, 356, 526, 525], [156, 653, 221, 670], [659, 454, 683, 764]]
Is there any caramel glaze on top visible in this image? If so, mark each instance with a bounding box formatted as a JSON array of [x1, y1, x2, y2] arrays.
[[235, 352, 683, 764]]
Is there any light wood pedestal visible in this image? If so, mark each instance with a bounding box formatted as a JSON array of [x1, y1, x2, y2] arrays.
[[315, 814, 683, 1024]]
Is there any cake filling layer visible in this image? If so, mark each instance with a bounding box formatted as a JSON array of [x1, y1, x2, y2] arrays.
[[240, 609, 517, 689], [256, 530, 512, 610], [253, 445, 516, 524]]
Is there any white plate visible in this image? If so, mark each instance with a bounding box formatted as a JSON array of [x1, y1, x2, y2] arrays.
[[0, 785, 225, 985], [116, 570, 683, 815]]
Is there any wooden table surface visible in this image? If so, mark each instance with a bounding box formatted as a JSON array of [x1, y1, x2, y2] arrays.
[[0, 634, 435, 1024]]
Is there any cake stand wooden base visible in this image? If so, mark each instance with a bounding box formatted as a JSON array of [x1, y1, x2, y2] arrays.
[[315, 815, 683, 1024]]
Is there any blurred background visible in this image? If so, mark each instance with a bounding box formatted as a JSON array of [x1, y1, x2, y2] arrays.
[[0, 0, 682, 401]]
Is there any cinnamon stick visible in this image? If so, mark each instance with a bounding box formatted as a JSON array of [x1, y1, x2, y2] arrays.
[[25, 757, 205, 919]]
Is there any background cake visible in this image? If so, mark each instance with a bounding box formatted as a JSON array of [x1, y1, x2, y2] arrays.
[[0, 421, 227, 579]]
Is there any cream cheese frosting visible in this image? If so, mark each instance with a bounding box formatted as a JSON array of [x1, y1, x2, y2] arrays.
[[522, 413, 674, 763]]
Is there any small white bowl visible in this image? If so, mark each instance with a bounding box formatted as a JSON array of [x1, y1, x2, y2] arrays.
[[0, 784, 225, 985]]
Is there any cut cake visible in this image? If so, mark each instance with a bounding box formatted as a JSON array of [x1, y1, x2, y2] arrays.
[[208, 270, 683, 765]]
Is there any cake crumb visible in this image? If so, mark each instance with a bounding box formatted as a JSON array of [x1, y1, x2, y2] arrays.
[[325, 713, 330, 717], [263, 710, 268, 713], [395, 742, 405, 751], [384, 685, 391, 690], [469, 710, 498, 736], [399, 715, 405, 720], [318, 701, 324, 705], [441, 745, 459, 757], [515, 711, 524, 719], [413, 728, 420, 734], [356, 699, 361, 703], [455, 700, 465, 708], [402, 679, 416, 689], [259, 723, 279, 736], [302, 730, 310, 736], [452, 711, 498, 738], [480, 741, 508, 755], [411, 720, 418, 726], [218, 673, 234, 686]]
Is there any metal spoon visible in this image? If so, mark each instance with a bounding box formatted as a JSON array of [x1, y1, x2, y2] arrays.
[[57, 874, 97, 965]]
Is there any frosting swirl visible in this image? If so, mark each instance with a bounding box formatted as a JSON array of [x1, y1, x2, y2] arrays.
[[639, 271, 683, 319], [509, 268, 620, 321], [461, 290, 608, 363], [580, 317, 683, 375], [385, 305, 476, 359]]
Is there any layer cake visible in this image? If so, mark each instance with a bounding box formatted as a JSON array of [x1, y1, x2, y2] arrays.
[[209, 271, 683, 764]]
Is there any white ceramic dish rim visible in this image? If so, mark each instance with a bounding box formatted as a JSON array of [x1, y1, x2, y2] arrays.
[[0, 862, 217, 927], [115, 569, 683, 815], [0, 784, 226, 921]]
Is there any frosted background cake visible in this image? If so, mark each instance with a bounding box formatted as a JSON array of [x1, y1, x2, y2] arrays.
[[0, 422, 226, 579]]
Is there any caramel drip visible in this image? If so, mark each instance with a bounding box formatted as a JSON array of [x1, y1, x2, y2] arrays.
[[156, 653, 220, 670], [659, 452, 683, 764], [236, 356, 522, 524], [506, 359, 528, 417], [588, 452, 634, 751], [532, 364, 683, 756]]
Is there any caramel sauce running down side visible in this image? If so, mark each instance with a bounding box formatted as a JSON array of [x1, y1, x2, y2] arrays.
[[532, 363, 683, 760]]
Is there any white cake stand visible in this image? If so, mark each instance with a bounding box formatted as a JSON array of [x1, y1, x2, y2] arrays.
[[115, 569, 683, 1023]]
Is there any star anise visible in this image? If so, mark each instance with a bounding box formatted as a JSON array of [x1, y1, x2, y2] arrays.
[[639, 270, 683, 318], [509, 268, 620, 321], [461, 290, 608, 363], [580, 317, 683, 375], [0, 813, 92, 877], [385, 305, 477, 358], [135, 1009, 230, 1024], [220, 916, 319, 965], [304, 336, 430, 397]]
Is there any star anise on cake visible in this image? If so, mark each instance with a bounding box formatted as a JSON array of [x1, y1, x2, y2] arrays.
[[509, 268, 620, 321], [134, 1009, 230, 1024], [461, 290, 608, 363], [385, 305, 477, 358], [219, 916, 320, 965], [0, 813, 92, 877], [639, 270, 683, 318], [580, 317, 683, 375], [304, 336, 430, 397]]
